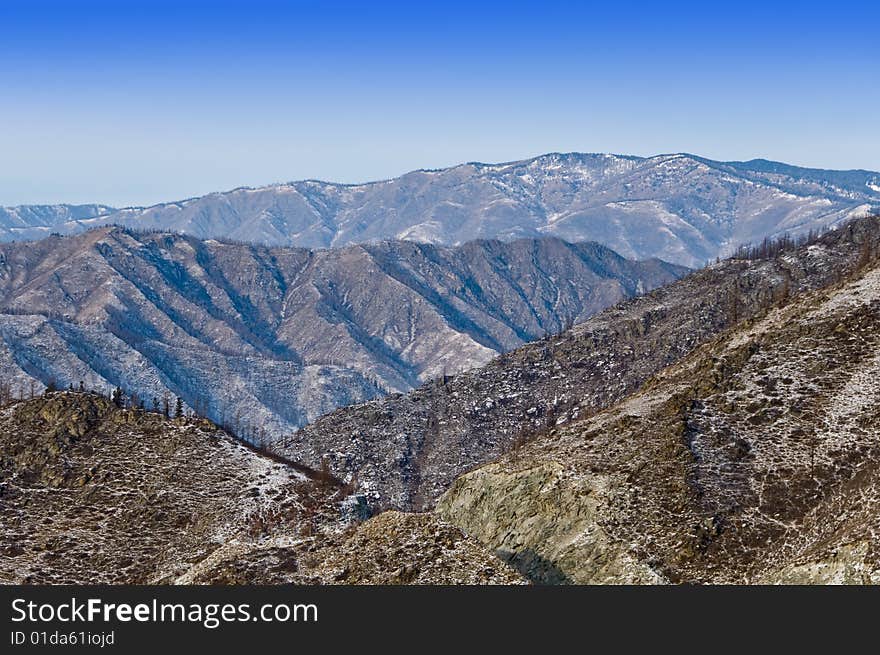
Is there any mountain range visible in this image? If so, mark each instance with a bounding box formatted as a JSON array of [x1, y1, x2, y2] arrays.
[[4, 215, 878, 584], [3, 153, 880, 585], [0, 228, 684, 438], [282, 216, 879, 510], [3, 153, 878, 267]]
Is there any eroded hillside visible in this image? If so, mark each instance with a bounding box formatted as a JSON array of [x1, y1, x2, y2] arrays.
[[436, 231, 880, 584]]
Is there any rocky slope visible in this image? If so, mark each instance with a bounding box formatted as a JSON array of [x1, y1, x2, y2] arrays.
[[0, 392, 521, 585], [4, 154, 877, 267], [436, 225, 880, 584], [282, 216, 880, 511], [0, 228, 683, 439], [178, 511, 523, 585]]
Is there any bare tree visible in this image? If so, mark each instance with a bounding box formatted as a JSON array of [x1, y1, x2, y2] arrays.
[[317, 456, 334, 488]]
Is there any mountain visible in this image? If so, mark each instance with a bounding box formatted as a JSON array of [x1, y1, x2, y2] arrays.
[[436, 219, 880, 584], [0, 204, 116, 240], [7, 218, 878, 585], [0, 392, 521, 584], [4, 154, 878, 267], [281, 216, 880, 511], [0, 227, 684, 440]]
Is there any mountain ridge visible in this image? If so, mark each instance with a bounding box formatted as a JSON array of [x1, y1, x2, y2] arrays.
[[0, 391, 522, 585], [0, 227, 684, 440], [5, 218, 879, 585], [3, 153, 877, 267], [280, 215, 880, 511], [436, 219, 880, 583]]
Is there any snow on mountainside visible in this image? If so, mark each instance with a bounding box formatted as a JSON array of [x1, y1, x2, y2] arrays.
[[0, 228, 685, 441], [284, 215, 880, 511], [436, 218, 880, 584], [0, 392, 521, 584], [0, 204, 116, 232], [3, 154, 877, 267]]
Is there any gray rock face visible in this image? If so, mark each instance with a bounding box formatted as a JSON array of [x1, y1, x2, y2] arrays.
[[436, 462, 664, 584], [4, 153, 878, 267], [0, 227, 684, 441], [284, 217, 880, 511]]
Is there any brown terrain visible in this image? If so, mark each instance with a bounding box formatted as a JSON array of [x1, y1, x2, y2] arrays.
[[0, 393, 520, 584], [437, 220, 880, 583]]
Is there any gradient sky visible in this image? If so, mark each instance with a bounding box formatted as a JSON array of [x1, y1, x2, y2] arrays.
[[1, 0, 878, 207]]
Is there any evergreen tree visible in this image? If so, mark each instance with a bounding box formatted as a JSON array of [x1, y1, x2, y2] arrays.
[[111, 386, 124, 407], [175, 396, 184, 419]]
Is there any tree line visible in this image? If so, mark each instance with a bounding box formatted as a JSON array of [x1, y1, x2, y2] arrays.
[[0, 377, 194, 422]]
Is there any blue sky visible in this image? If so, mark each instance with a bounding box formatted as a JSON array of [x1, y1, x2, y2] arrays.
[[1, 0, 877, 206]]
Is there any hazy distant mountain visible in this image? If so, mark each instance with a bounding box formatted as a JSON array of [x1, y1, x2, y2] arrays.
[[0, 227, 684, 439], [0, 204, 116, 235], [3, 154, 878, 267]]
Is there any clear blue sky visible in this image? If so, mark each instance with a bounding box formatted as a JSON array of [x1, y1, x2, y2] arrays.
[[1, 0, 877, 207]]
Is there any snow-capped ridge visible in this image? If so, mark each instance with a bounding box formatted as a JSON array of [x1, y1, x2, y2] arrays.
[[3, 152, 878, 267]]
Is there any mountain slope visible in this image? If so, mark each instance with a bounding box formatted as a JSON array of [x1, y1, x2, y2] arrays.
[[4, 153, 877, 267], [0, 392, 318, 583], [0, 228, 683, 439], [0, 392, 521, 584], [282, 216, 880, 511], [0, 204, 115, 237], [436, 228, 880, 584]]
